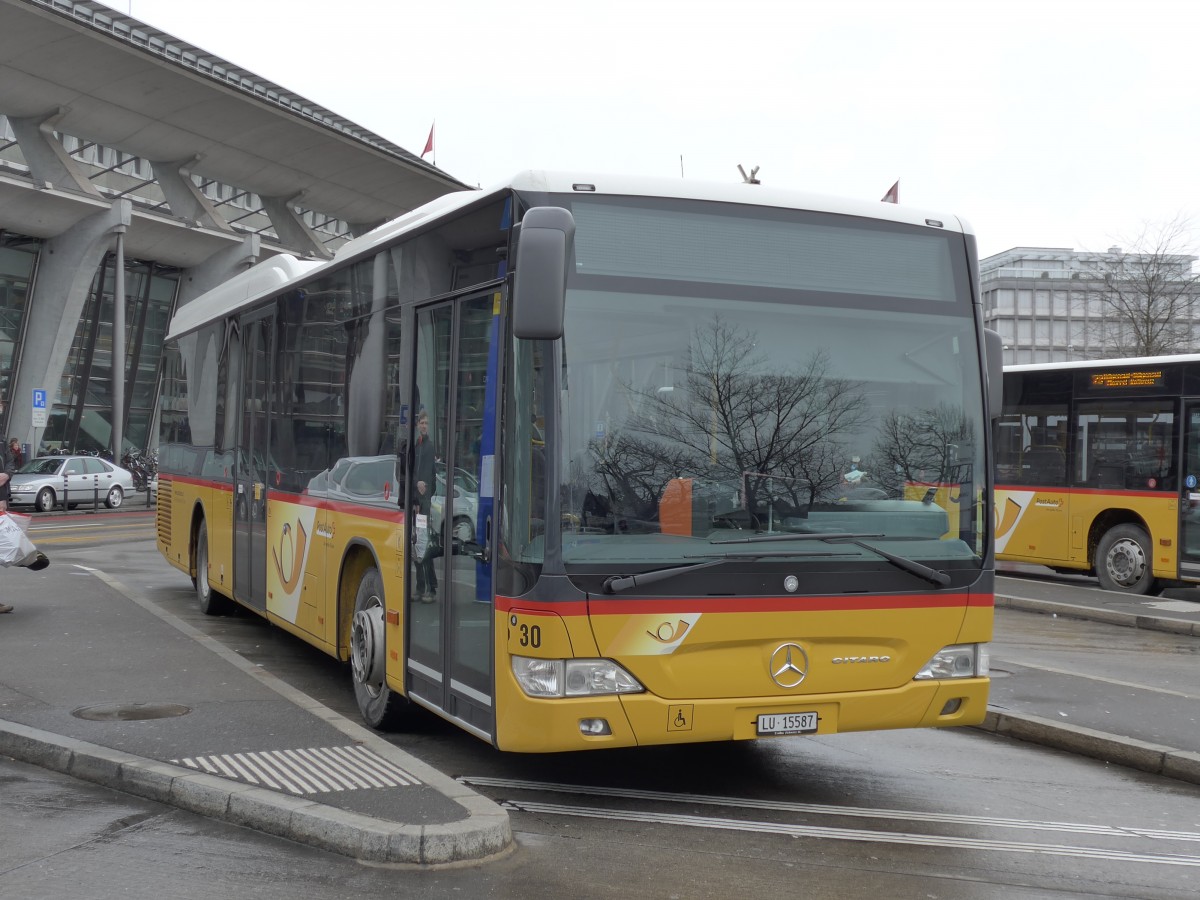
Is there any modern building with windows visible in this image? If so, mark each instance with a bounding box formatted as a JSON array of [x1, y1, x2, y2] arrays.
[[981, 246, 1200, 366], [0, 0, 466, 458]]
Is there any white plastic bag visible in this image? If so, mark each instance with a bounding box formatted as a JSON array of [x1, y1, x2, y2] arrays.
[[0, 513, 37, 567], [412, 512, 429, 562]]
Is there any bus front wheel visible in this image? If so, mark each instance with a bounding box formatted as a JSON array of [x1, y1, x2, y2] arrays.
[[195, 520, 233, 615], [1096, 524, 1157, 594], [350, 567, 409, 730]]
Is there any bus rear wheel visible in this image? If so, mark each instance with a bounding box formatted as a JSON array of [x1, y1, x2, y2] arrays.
[[1096, 524, 1157, 594], [350, 567, 409, 730]]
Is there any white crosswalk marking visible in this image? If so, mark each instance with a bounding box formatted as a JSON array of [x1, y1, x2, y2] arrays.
[[172, 746, 422, 795]]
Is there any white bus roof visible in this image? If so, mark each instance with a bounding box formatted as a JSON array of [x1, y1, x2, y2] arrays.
[[166, 170, 974, 341], [166, 254, 324, 340], [1005, 353, 1200, 373]]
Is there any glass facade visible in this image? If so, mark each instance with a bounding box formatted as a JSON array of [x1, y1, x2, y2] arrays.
[[0, 233, 38, 440], [35, 248, 180, 455]]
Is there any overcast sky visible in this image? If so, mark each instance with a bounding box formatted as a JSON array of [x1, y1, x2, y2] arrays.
[[97, 0, 1200, 260]]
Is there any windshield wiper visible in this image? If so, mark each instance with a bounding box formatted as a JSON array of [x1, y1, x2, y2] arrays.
[[710, 531, 952, 587], [601, 549, 838, 594]]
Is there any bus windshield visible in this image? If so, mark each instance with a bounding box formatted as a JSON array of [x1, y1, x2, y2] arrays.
[[506, 195, 988, 585]]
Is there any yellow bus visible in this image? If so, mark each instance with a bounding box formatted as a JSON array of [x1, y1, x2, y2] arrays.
[[156, 172, 996, 751], [996, 355, 1200, 594]]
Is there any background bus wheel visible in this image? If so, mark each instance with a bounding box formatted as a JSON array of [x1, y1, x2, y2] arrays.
[[1096, 524, 1157, 594], [350, 567, 409, 730], [195, 520, 233, 615]]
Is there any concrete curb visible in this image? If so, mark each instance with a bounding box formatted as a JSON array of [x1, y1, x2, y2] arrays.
[[976, 709, 1200, 786], [995, 593, 1200, 637], [0, 718, 512, 865]]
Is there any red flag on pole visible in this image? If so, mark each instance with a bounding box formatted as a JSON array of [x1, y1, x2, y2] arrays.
[[881, 180, 899, 204], [421, 122, 435, 162]]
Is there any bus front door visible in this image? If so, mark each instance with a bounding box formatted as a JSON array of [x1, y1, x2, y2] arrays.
[[1180, 401, 1200, 576], [233, 312, 273, 612], [407, 290, 499, 741]]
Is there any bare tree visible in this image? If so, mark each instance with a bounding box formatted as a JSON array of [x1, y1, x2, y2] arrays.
[[1080, 215, 1200, 357], [873, 403, 975, 489]]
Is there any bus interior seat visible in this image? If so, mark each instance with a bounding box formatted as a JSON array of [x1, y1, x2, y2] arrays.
[[1022, 445, 1065, 485], [1091, 457, 1128, 489]]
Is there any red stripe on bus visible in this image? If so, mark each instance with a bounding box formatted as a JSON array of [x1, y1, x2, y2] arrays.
[[161, 475, 406, 522]]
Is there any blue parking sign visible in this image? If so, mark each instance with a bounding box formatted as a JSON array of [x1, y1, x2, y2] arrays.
[[32, 389, 46, 409]]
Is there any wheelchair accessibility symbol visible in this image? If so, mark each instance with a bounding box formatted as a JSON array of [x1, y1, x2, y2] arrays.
[[667, 704, 693, 732]]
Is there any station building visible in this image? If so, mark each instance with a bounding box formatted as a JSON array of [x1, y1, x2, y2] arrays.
[[0, 0, 466, 458]]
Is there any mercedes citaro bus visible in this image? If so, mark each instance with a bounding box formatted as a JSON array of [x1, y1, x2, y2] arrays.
[[156, 172, 997, 751]]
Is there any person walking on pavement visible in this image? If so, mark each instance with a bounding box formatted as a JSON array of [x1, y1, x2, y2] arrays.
[[0, 434, 15, 517], [1, 438, 15, 613], [0, 438, 49, 614]]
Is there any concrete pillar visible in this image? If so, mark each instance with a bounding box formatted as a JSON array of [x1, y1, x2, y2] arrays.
[[7, 109, 103, 197], [111, 226, 126, 457], [175, 234, 261, 307], [261, 195, 332, 260], [150, 157, 236, 233], [9, 201, 131, 451]]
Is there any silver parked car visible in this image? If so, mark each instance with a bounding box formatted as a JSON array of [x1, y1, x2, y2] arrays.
[[8, 455, 136, 511]]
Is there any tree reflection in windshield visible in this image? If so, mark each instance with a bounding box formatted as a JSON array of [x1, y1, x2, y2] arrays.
[[568, 316, 868, 538]]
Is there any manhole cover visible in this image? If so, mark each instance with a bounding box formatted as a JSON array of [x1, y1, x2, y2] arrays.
[[71, 702, 192, 721]]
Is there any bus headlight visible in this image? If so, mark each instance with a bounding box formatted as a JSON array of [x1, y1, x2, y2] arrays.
[[512, 656, 644, 698], [913, 644, 989, 680]]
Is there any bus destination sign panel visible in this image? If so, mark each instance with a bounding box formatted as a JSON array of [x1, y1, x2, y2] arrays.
[[1090, 370, 1165, 389]]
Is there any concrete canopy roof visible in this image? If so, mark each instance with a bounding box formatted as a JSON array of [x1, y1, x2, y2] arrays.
[[0, 0, 468, 232]]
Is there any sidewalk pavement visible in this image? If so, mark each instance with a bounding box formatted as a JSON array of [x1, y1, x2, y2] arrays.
[[1, 549, 1198, 866], [0, 556, 510, 866], [987, 573, 1200, 786]]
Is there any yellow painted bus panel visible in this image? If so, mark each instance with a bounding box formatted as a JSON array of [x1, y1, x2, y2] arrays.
[[505, 608, 575, 658], [958, 604, 994, 642], [995, 488, 1178, 577], [491, 596, 989, 751], [493, 666, 987, 751], [588, 604, 972, 699]]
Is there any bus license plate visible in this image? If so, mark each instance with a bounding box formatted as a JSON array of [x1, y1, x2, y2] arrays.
[[757, 711, 818, 735]]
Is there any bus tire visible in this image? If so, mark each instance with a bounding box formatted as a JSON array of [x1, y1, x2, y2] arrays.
[[350, 567, 409, 730], [1095, 524, 1157, 594], [195, 520, 233, 615]]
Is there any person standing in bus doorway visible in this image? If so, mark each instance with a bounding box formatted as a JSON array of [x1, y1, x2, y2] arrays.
[[412, 410, 438, 602]]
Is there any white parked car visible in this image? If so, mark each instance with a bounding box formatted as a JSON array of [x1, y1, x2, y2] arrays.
[[303, 456, 478, 544], [431, 462, 479, 544], [8, 455, 137, 511]]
